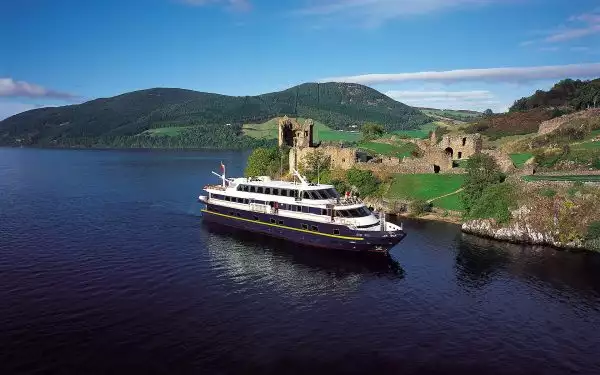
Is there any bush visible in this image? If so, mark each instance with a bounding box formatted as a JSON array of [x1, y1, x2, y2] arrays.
[[462, 154, 505, 213], [410, 199, 432, 216], [467, 183, 516, 224], [346, 168, 381, 197], [540, 188, 557, 198], [245, 147, 287, 177], [586, 221, 600, 241], [592, 157, 600, 170]]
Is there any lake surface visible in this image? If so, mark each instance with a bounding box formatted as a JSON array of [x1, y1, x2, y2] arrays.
[[2, 148, 600, 375]]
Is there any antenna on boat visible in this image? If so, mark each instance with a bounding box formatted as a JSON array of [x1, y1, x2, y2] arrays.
[[292, 169, 308, 185]]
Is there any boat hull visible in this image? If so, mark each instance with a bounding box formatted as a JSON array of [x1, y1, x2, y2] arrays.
[[201, 204, 405, 253]]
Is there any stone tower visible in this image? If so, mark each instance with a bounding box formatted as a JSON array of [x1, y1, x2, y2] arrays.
[[278, 116, 314, 148]]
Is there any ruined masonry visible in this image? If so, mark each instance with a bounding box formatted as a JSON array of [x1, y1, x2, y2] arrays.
[[280, 117, 484, 175]]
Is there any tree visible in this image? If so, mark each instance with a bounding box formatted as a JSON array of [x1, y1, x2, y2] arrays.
[[346, 168, 381, 197], [245, 147, 284, 177], [361, 123, 385, 141], [300, 149, 331, 183], [462, 154, 505, 213], [483, 109, 494, 117]]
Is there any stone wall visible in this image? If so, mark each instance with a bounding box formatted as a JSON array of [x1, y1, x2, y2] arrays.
[[290, 145, 358, 173], [482, 149, 516, 173], [439, 134, 482, 160]]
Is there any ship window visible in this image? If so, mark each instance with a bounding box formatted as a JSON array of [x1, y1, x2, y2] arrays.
[[333, 229, 340, 235], [257, 187, 264, 194], [253, 216, 259, 221], [250, 186, 256, 193], [243, 185, 249, 192], [292, 190, 299, 198], [303, 191, 310, 199], [278, 220, 284, 225], [244, 199, 249, 204], [296, 206, 302, 212], [302, 206, 309, 213], [309, 191, 320, 199], [225, 196, 231, 201], [321, 209, 327, 215], [311, 225, 318, 232], [273, 188, 280, 196], [264, 187, 271, 195], [270, 218, 276, 224], [327, 188, 339, 198], [281, 189, 288, 197], [301, 224, 308, 230]]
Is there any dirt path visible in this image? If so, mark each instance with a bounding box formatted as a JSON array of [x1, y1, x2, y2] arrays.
[[427, 188, 464, 203]]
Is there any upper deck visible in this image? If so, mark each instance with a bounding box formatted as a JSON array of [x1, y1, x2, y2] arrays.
[[203, 176, 362, 209]]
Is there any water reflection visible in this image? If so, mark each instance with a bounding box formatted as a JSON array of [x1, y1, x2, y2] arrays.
[[457, 233, 600, 298], [201, 223, 404, 297], [455, 234, 511, 289]]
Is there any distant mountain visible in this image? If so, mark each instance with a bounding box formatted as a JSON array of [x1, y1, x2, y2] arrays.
[[417, 107, 481, 123], [510, 78, 600, 112], [0, 82, 431, 148]]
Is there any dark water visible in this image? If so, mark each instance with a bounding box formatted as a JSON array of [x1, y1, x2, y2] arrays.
[[2, 148, 600, 375]]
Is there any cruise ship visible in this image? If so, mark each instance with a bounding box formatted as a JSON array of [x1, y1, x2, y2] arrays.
[[198, 165, 406, 253]]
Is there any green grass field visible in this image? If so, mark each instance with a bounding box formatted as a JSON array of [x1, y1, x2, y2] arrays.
[[142, 126, 191, 137], [510, 152, 533, 167], [392, 122, 439, 139], [359, 141, 416, 158], [432, 193, 464, 211], [523, 175, 600, 182], [242, 118, 361, 142], [388, 174, 465, 201]]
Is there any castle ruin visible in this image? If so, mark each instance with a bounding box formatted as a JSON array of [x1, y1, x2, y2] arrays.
[[280, 117, 484, 176]]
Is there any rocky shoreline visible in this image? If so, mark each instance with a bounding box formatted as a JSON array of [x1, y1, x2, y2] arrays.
[[460, 218, 600, 252]]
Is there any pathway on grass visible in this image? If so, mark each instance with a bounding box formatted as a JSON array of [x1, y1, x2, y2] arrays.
[[427, 188, 464, 203]]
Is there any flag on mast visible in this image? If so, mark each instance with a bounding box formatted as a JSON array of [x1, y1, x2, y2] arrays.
[[220, 161, 226, 187]]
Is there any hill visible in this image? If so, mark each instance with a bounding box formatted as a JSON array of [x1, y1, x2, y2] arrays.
[[418, 108, 481, 123], [0, 83, 431, 149], [510, 78, 600, 112]]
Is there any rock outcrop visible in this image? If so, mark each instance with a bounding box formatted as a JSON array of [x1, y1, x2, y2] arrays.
[[538, 108, 600, 135], [461, 218, 586, 250]]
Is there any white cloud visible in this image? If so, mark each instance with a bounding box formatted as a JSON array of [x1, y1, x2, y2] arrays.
[[384, 90, 500, 111], [320, 63, 600, 85], [0, 78, 77, 100], [523, 8, 600, 45], [179, 0, 250, 11], [294, 0, 501, 26]]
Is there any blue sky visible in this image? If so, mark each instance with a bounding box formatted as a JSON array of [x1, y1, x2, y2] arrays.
[[1, 0, 600, 119]]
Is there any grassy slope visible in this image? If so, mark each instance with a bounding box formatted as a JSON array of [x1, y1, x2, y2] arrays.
[[420, 108, 481, 119], [392, 122, 440, 139], [359, 141, 416, 158], [432, 193, 464, 211], [388, 174, 465, 201], [509, 153, 534, 167]]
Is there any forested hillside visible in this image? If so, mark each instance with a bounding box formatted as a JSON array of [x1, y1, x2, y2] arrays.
[[0, 82, 431, 149], [510, 78, 600, 112]]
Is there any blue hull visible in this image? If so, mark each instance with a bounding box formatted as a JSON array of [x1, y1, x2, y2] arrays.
[[201, 204, 406, 253]]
